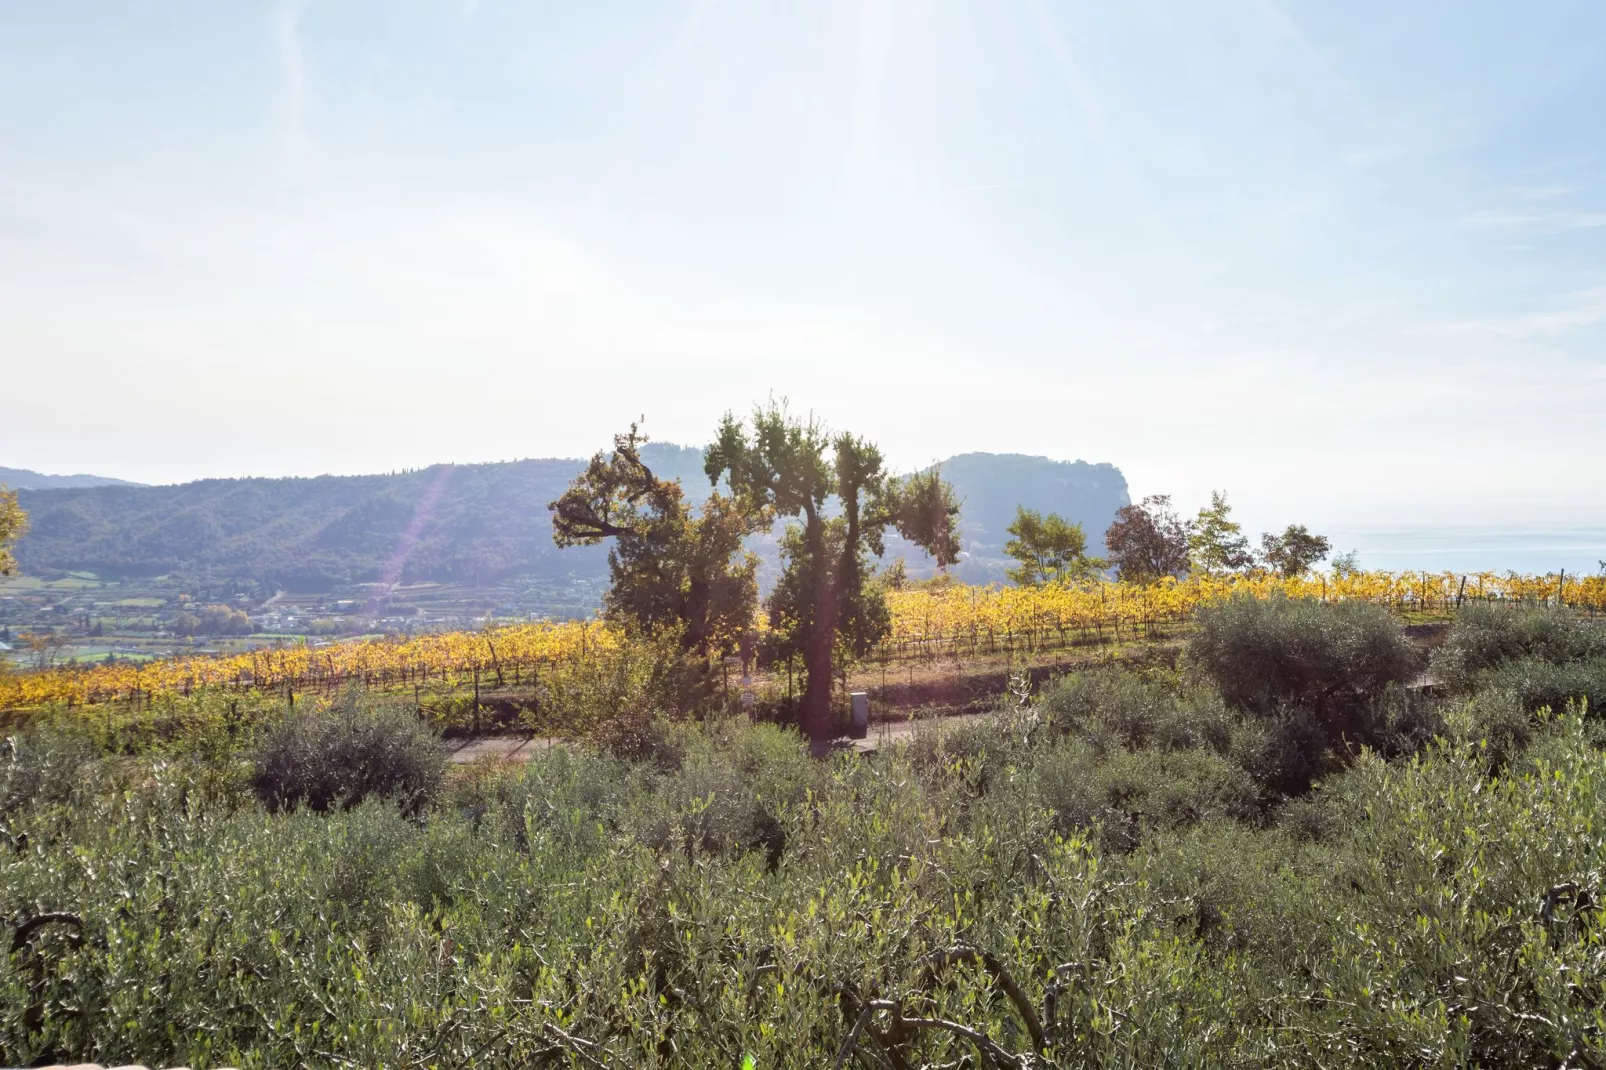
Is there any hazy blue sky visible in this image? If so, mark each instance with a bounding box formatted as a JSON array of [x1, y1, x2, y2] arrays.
[[3, 1, 1604, 534]]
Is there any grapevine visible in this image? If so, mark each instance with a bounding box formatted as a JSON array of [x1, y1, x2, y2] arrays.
[[3, 569, 1602, 712]]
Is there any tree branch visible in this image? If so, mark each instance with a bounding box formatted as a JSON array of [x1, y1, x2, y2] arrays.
[[835, 998, 1027, 1070], [918, 945, 1046, 1054]]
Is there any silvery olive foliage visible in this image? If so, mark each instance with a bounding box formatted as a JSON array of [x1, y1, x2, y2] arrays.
[[3, 602, 1606, 1067]]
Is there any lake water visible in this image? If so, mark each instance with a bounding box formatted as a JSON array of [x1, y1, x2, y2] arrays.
[[1325, 528, 1606, 576]]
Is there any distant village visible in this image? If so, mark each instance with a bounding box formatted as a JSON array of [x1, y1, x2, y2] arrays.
[[0, 572, 604, 668]]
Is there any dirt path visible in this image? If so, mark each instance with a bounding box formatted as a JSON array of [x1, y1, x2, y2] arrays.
[[447, 711, 991, 764]]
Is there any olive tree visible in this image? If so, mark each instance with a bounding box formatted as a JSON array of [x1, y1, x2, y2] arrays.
[[551, 425, 762, 657], [706, 402, 960, 750]]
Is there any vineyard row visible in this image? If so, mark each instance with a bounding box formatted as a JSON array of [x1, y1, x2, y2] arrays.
[[3, 569, 1603, 712]]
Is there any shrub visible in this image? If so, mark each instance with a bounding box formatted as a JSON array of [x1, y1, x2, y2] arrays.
[[905, 709, 1035, 795], [1487, 655, 1606, 717], [0, 723, 102, 814], [1126, 820, 1322, 956], [248, 691, 447, 814], [470, 745, 650, 856], [1433, 687, 1558, 773], [1218, 687, 1443, 801], [1037, 667, 1235, 754], [1358, 686, 1449, 760], [1032, 738, 1258, 850], [534, 631, 721, 739], [1224, 705, 1338, 798], [1456, 686, 1535, 764], [642, 720, 818, 863], [11, 704, 1606, 1066], [1432, 601, 1606, 691], [590, 705, 688, 767], [1189, 595, 1416, 719]]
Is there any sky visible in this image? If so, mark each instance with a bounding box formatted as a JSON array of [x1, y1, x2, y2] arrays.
[[2, 1, 1605, 538]]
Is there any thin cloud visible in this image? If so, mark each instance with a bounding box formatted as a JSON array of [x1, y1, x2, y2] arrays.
[[1425, 286, 1606, 339], [1247, 0, 1355, 100], [1343, 145, 1405, 168], [1517, 184, 1579, 201], [273, 0, 312, 160], [1461, 209, 1606, 230]]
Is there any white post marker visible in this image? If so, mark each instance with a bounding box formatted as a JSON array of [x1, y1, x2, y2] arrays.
[[850, 691, 869, 740]]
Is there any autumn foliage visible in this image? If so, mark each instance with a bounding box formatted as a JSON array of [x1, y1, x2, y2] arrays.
[[4, 570, 1604, 714]]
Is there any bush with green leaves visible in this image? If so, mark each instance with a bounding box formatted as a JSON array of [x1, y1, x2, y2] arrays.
[[1182, 595, 1421, 796], [1030, 737, 1259, 850], [1036, 666, 1235, 754], [0, 723, 103, 815], [7, 690, 1606, 1066], [531, 628, 724, 755], [247, 690, 447, 814], [638, 718, 820, 862], [1188, 594, 1417, 718], [1433, 601, 1606, 692], [1486, 655, 1606, 717]]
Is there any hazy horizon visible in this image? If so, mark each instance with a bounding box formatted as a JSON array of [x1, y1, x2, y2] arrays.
[[4, 2, 1605, 537], [8, 452, 1606, 576]]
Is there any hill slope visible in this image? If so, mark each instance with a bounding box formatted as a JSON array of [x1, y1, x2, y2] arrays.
[[0, 466, 144, 490], [12, 447, 1127, 591], [913, 452, 1130, 583]]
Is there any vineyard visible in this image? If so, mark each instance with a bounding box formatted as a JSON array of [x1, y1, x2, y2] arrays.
[[882, 568, 1606, 651], [3, 569, 1603, 715]]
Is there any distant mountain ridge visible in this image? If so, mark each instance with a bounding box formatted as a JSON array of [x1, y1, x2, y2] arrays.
[[11, 446, 1129, 592], [916, 452, 1130, 583], [0, 466, 144, 490]]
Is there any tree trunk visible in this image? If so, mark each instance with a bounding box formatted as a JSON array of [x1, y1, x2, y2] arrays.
[[802, 511, 836, 754], [803, 620, 834, 753], [683, 575, 711, 653]]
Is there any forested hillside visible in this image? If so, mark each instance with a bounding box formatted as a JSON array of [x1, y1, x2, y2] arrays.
[[904, 452, 1130, 582], [11, 446, 1127, 591], [0, 466, 143, 490]]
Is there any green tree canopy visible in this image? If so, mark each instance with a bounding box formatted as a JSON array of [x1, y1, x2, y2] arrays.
[[1259, 524, 1332, 578], [1188, 491, 1254, 575], [551, 425, 763, 657], [706, 401, 961, 749], [1004, 506, 1105, 586]]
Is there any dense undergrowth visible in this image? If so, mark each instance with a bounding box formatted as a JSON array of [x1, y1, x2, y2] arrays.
[[3, 599, 1606, 1067]]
